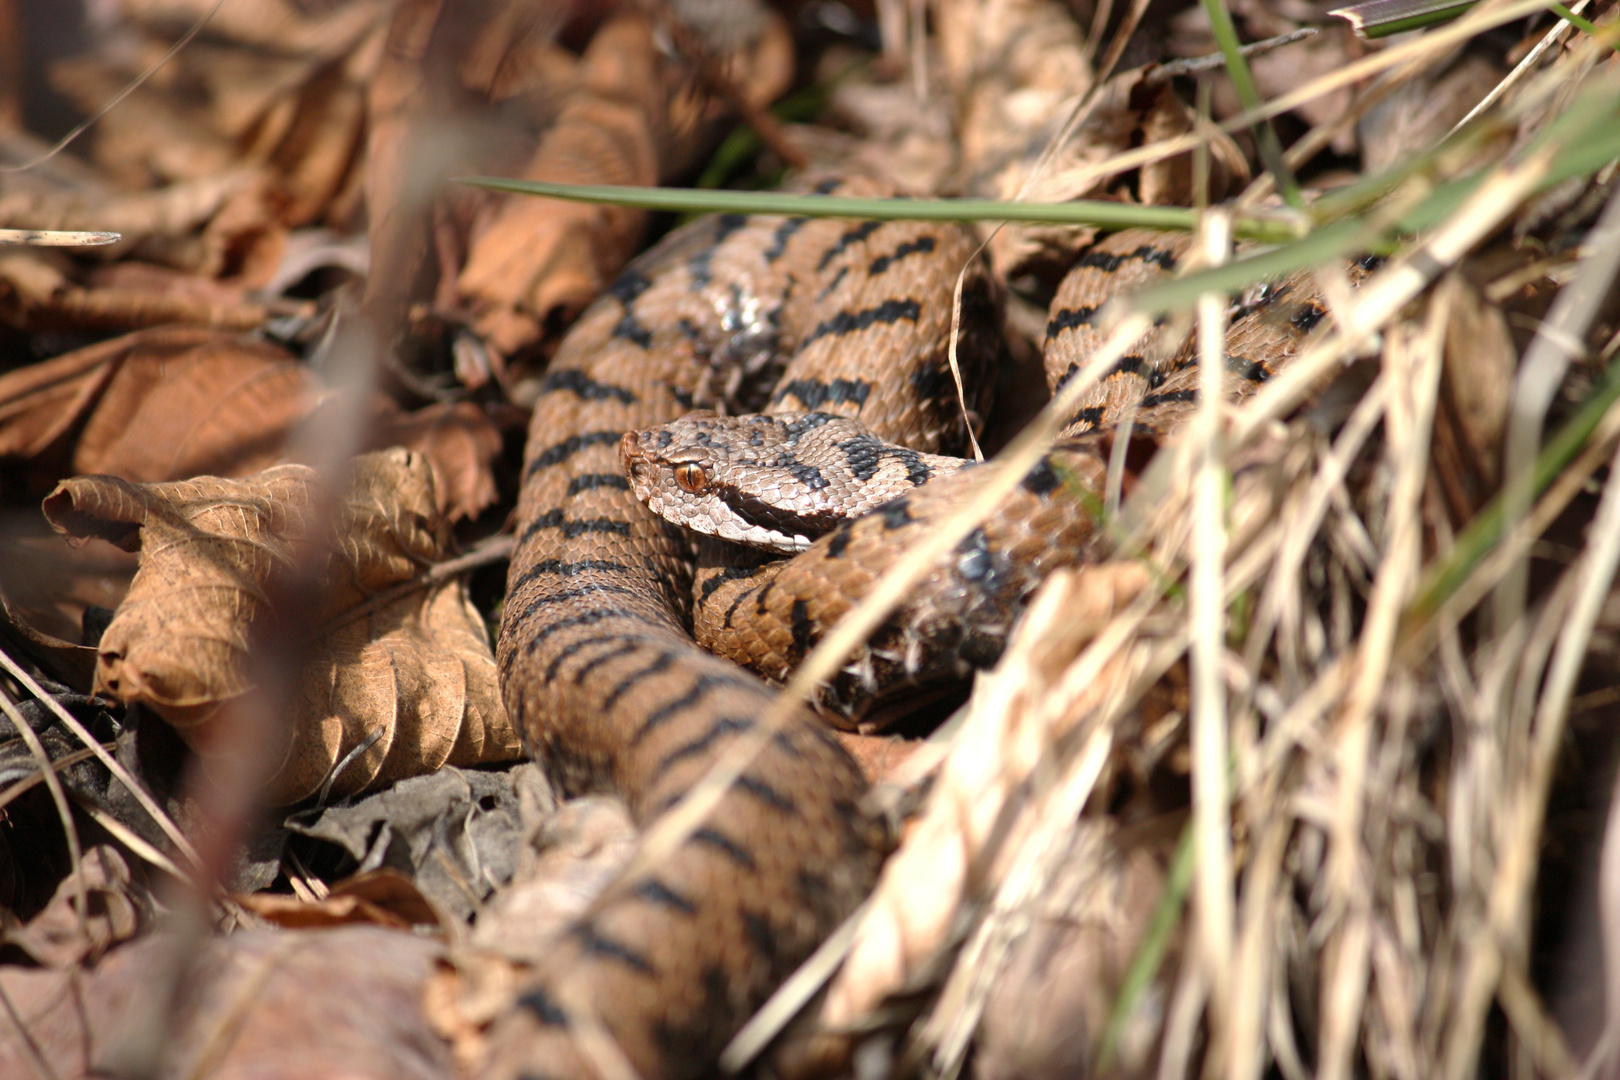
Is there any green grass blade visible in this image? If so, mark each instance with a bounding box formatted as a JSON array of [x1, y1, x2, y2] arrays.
[[456, 177, 1307, 242], [1201, 0, 1303, 206], [1096, 819, 1196, 1070], [1330, 0, 1485, 37], [1406, 356, 1620, 624]]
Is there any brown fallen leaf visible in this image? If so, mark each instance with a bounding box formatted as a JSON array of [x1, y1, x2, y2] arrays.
[[974, 819, 1179, 1080], [454, 14, 674, 356], [0, 327, 321, 500], [40, 449, 521, 803], [238, 868, 448, 932], [0, 925, 452, 1080], [452, 8, 794, 359], [49, 1, 391, 230], [0, 327, 509, 522], [370, 399, 516, 523], [1, 845, 146, 968]]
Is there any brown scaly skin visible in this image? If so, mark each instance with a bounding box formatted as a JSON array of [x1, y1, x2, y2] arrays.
[[649, 231, 1374, 723], [485, 174, 1001, 1080]]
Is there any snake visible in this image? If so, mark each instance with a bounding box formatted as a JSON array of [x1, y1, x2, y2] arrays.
[[484, 171, 1352, 1080]]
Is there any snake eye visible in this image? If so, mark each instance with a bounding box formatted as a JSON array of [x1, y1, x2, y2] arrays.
[[673, 462, 709, 493]]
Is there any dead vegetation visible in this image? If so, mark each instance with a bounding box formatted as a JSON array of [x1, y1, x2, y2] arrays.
[[1, 1, 1620, 1079]]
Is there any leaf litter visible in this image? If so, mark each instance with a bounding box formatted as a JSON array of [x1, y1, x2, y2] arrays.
[[0, 0, 1619, 1078]]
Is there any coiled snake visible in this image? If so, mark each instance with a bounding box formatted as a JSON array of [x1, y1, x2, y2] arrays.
[[486, 173, 1342, 1079]]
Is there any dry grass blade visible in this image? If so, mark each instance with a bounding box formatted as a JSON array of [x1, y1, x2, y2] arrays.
[[0, 644, 201, 868], [1190, 211, 1235, 1028], [1493, 180, 1620, 634], [0, 682, 90, 945]]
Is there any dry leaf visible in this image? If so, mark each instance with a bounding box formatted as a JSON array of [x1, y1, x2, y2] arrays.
[[455, 14, 673, 356], [238, 868, 447, 932], [0, 327, 321, 499], [0, 328, 508, 523], [0, 248, 275, 333], [0, 925, 452, 1080], [49, 1, 390, 230], [974, 821, 1177, 1080], [0, 846, 145, 968], [40, 450, 521, 803], [371, 400, 514, 523]]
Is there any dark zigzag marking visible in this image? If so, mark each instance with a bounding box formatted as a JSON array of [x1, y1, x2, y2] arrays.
[[612, 313, 652, 348], [657, 716, 754, 771], [799, 299, 920, 350], [877, 499, 914, 529], [763, 217, 809, 263], [781, 412, 837, 439], [521, 511, 631, 543], [566, 473, 631, 496], [605, 268, 651, 306], [567, 637, 648, 685], [736, 774, 796, 813], [1045, 305, 1098, 339], [633, 878, 697, 915], [1077, 244, 1179, 273], [603, 650, 679, 711], [517, 986, 569, 1027], [1142, 389, 1198, 409], [633, 673, 752, 743], [816, 265, 848, 301], [511, 586, 639, 640], [540, 369, 635, 405], [1229, 355, 1270, 383], [868, 235, 936, 275], [688, 213, 750, 288], [790, 598, 814, 657], [572, 923, 655, 975], [690, 826, 756, 871], [521, 606, 658, 655], [698, 565, 764, 605], [1022, 457, 1062, 495], [816, 219, 883, 271], [741, 910, 780, 964], [908, 361, 953, 405], [529, 558, 627, 577], [774, 377, 871, 411], [1065, 405, 1106, 431], [527, 431, 624, 477], [1290, 302, 1326, 333], [826, 524, 853, 559]]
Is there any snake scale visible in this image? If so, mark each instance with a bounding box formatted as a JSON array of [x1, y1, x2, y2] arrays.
[[486, 172, 1345, 1079]]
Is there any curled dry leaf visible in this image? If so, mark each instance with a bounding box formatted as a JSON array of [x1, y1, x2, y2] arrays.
[[40, 449, 520, 804], [0, 164, 284, 280], [0, 249, 277, 334], [428, 794, 636, 1074], [1, 845, 146, 968], [454, 9, 794, 358], [454, 14, 679, 357], [939, 0, 1246, 281]]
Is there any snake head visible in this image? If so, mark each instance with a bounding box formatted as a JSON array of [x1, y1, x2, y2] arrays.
[[622, 411, 954, 553]]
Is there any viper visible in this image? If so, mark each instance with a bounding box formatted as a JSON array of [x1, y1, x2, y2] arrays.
[[483, 172, 1350, 1079]]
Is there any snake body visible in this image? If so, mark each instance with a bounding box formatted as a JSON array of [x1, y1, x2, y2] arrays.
[[487, 175, 1001, 1080], [625, 230, 1348, 722], [490, 171, 1352, 1076]]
